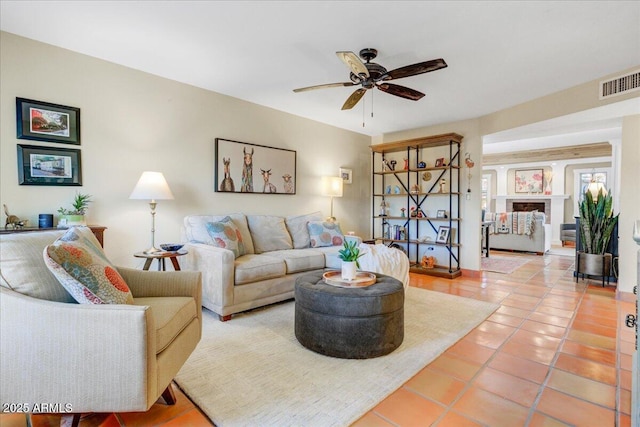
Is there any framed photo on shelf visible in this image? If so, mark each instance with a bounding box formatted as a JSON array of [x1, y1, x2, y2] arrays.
[[435, 158, 445, 167], [435, 226, 451, 244], [16, 98, 81, 145], [436, 209, 447, 218], [214, 138, 296, 194], [339, 167, 353, 184], [17, 144, 82, 186], [515, 168, 543, 193]]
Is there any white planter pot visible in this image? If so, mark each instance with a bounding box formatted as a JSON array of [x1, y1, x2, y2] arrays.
[[59, 214, 86, 227], [341, 261, 357, 281]]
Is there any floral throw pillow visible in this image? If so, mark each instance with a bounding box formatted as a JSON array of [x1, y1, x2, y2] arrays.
[[44, 226, 133, 304], [206, 216, 246, 258], [307, 221, 344, 248]]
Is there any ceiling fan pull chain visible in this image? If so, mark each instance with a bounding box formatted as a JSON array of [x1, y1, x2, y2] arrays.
[[362, 98, 365, 127], [371, 90, 374, 118]]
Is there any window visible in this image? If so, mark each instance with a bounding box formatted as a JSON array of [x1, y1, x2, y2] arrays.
[[481, 174, 491, 211]]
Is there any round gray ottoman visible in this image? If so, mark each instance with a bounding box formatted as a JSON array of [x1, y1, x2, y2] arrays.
[[294, 271, 404, 359]]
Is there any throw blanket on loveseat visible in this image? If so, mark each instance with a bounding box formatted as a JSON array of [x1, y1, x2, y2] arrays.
[[486, 212, 536, 237]]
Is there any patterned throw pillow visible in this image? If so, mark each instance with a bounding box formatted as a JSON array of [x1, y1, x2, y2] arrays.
[[44, 226, 133, 304], [205, 216, 246, 258], [307, 221, 344, 248]]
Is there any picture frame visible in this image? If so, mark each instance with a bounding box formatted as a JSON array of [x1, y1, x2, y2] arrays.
[[339, 167, 353, 184], [435, 226, 451, 244], [17, 144, 82, 186], [435, 158, 445, 167], [515, 168, 543, 193], [16, 98, 81, 145], [436, 209, 447, 218], [214, 138, 296, 194]]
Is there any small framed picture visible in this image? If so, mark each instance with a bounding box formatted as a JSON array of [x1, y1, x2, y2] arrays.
[[435, 158, 445, 167], [17, 144, 82, 186], [436, 226, 451, 244], [16, 98, 81, 145], [436, 210, 447, 218], [339, 167, 353, 184]]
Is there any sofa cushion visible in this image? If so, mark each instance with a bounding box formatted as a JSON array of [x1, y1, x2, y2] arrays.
[[234, 254, 287, 285], [285, 211, 323, 249], [307, 221, 344, 248], [205, 216, 246, 258], [247, 215, 293, 253], [184, 214, 255, 254], [0, 229, 74, 302], [134, 296, 197, 353], [267, 249, 326, 274], [44, 227, 134, 304]]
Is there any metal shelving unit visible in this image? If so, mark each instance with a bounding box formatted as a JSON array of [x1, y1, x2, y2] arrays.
[[371, 133, 462, 279]]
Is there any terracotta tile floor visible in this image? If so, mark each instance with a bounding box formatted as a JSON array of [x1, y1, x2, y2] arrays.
[[1, 250, 635, 426]]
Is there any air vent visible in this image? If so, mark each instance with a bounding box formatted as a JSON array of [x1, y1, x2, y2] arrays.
[[599, 69, 640, 99]]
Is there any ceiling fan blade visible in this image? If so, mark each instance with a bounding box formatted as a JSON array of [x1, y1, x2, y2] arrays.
[[377, 83, 425, 101], [341, 88, 367, 110], [336, 51, 369, 78], [382, 58, 447, 81], [293, 82, 355, 93]]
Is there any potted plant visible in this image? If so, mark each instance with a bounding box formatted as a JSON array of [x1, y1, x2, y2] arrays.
[[58, 192, 92, 227], [338, 240, 363, 281], [576, 188, 618, 279]]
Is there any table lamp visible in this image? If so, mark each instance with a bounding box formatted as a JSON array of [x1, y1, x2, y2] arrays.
[[130, 171, 174, 253], [321, 176, 343, 222]]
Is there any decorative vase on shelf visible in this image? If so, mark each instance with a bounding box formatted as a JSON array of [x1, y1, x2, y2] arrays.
[[341, 261, 357, 281]]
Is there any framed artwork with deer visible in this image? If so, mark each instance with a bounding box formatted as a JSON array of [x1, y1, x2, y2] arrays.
[[214, 138, 296, 194]]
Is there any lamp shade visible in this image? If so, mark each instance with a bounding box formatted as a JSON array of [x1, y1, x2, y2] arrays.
[[321, 176, 343, 198], [587, 181, 607, 201], [129, 171, 174, 201]]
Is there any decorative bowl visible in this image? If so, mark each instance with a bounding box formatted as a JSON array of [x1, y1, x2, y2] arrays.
[[160, 243, 184, 252]]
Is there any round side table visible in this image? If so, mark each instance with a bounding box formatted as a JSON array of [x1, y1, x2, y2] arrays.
[[134, 250, 188, 271]]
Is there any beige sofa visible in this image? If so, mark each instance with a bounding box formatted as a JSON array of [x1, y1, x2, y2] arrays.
[[487, 212, 551, 254], [181, 212, 363, 320], [0, 230, 202, 420]]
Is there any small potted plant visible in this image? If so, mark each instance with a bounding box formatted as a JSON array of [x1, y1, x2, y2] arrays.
[[338, 240, 363, 281], [58, 192, 92, 227]]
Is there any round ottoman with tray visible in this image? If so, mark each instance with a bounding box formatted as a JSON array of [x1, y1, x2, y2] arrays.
[[294, 270, 404, 359]]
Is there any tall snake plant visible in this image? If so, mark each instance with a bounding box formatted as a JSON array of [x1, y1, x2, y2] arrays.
[[578, 189, 618, 254]]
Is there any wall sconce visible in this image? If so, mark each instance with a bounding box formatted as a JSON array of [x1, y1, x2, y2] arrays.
[[129, 171, 174, 253], [321, 176, 343, 222]]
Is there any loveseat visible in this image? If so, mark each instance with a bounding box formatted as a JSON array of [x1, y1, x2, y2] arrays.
[[180, 212, 410, 321], [486, 211, 551, 254]]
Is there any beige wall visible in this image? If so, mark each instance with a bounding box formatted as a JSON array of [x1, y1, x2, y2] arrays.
[[0, 32, 372, 267], [618, 115, 640, 295]]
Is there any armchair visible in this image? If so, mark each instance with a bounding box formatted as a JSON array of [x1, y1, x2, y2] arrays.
[[0, 230, 202, 426], [560, 222, 576, 246]]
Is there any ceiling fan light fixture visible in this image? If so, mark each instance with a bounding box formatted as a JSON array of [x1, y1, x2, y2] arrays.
[[294, 48, 447, 110]]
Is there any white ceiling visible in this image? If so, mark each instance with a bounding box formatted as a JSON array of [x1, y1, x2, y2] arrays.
[[1, 1, 639, 145]]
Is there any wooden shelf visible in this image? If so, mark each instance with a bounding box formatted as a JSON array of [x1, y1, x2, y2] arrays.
[[370, 132, 464, 153], [374, 165, 460, 175], [410, 264, 462, 279]]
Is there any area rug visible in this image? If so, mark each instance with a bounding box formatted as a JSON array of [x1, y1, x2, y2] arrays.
[[175, 287, 498, 427], [481, 255, 531, 274]]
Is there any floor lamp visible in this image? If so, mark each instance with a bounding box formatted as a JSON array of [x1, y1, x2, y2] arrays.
[[321, 176, 343, 222], [130, 171, 174, 253]]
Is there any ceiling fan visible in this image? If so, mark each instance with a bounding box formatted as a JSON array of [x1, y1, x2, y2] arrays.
[[293, 48, 447, 110]]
